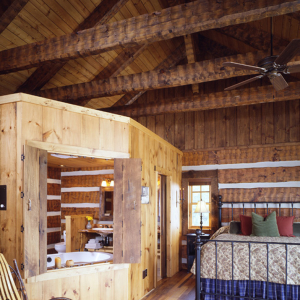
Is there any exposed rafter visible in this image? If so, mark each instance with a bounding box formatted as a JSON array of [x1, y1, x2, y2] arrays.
[[16, 0, 129, 93], [103, 81, 300, 117], [0, 0, 29, 34], [35, 49, 278, 102], [74, 45, 148, 106], [184, 34, 199, 93], [1, 0, 299, 74], [112, 44, 186, 107]]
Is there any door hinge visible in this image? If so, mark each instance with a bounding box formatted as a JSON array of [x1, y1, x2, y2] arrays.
[[154, 165, 156, 171], [21, 192, 24, 198], [122, 251, 123, 257], [21, 225, 24, 232], [21, 263, 24, 271], [140, 221, 142, 227], [141, 165, 142, 171], [140, 250, 142, 257], [21, 154, 25, 161]]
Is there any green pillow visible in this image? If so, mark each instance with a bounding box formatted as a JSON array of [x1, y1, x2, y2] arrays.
[[251, 211, 280, 237]]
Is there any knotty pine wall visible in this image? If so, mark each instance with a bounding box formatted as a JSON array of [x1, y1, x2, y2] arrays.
[[0, 94, 182, 300], [47, 167, 61, 254]]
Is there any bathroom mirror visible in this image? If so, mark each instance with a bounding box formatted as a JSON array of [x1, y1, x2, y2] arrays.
[[99, 186, 114, 221]]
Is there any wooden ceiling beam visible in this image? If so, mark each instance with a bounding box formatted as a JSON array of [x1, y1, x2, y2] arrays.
[[73, 44, 148, 106], [1, 0, 299, 74], [0, 0, 29, 34], [16, 0, 129, 93], [104, 81, 300, 117], [111, 43, 186, 107], [184, 34, 199, 93], [35, 49, 273, 102]]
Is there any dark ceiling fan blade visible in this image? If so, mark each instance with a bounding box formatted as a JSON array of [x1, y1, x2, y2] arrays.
[[224, 75, 264, 91], [275, 39, 300, 65], [223, 62, 266, 72], [286, 63, 300, 74], [269, 73, 289, 91]]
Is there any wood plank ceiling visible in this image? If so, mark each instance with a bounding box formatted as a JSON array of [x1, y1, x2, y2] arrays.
[[0, 0, 300, 114]]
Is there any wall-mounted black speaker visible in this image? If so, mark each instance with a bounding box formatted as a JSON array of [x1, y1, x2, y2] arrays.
[[0, 185, 7, 210]]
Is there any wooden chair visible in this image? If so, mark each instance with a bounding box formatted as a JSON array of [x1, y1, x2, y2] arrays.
[[0, 253, 27, 300], [0, 254, 72, 300]]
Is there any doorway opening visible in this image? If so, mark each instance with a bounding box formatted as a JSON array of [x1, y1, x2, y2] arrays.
[[157, 174, 167, 281]]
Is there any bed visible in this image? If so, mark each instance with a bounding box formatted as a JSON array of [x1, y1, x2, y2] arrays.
[[194, 196, 300, 300]]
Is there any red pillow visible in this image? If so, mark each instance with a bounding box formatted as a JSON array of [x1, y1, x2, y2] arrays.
[[240, 215, 252, 235], [276, 216, 295, 237]]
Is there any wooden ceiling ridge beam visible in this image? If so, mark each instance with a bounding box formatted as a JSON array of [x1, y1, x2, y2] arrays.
[[35, 48, 278, 101], [0, 0, 29, 34], [16, 0, 130, 93], [104, 81, 300, 117], [1, 0, 299, 74], [111, 43, 186, 107]]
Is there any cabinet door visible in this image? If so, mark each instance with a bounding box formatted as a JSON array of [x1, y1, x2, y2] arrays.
[[23, 145, 47, 278], [114, 158, 141, 263]]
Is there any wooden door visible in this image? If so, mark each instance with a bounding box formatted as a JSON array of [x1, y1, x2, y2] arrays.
[[114, 158, 141, 264], [23, 146, 47, 278]]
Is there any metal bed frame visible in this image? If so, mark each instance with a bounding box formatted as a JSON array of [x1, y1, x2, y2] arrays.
[[195, 196, 300, 300]]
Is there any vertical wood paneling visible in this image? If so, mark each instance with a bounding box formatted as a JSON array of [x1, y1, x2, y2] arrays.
[[215, 108, 226, 148], [195, 111, 204, 149], [225, 107, 236, 147], [262, 102, 274, 144], [155, 114, 165, 139], [237, 106, 249, 146], [42, 107, 63, 144], [250, 104, 262, 145], [0, 103, 17, 267], [164, 113, 175, 145], [274, 101, 286, 143], [147, 115, 156, 133], [174, 112, 185, 150], [137, 116, 147, 127], [289, 100, 300, 142], [184, 112, 195, 150], [204, 110, 216, 148], [82, 115, 100, 149], [62, 111, 81, 146]]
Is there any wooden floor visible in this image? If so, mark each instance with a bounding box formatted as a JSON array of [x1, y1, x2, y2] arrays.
[[142, 271, 195, 300]]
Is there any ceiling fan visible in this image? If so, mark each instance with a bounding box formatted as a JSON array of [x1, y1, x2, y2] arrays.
[[222, 20, 300, 91]]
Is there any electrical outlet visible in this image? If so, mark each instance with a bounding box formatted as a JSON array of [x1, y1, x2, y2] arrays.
[[143, 269, 147, 279]]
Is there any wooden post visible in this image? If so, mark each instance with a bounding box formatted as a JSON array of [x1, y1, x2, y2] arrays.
[[218, 195, 223, 229], [195, 228, 201, 300]]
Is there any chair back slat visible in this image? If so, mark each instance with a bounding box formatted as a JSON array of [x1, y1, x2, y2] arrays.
[[0, 254, 21, 300]]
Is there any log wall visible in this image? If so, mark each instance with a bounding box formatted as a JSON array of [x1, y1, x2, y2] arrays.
[[47, 167, 61, 254]]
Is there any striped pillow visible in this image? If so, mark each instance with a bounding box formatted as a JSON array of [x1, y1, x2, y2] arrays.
[[251, 211, 280, 237]]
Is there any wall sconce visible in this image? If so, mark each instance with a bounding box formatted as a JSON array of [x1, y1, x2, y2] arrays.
[[176, 188, 185, 207], [101, 179, 114, 187]]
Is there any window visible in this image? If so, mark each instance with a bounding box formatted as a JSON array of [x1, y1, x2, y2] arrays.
[[188, 183, 211, 229]]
